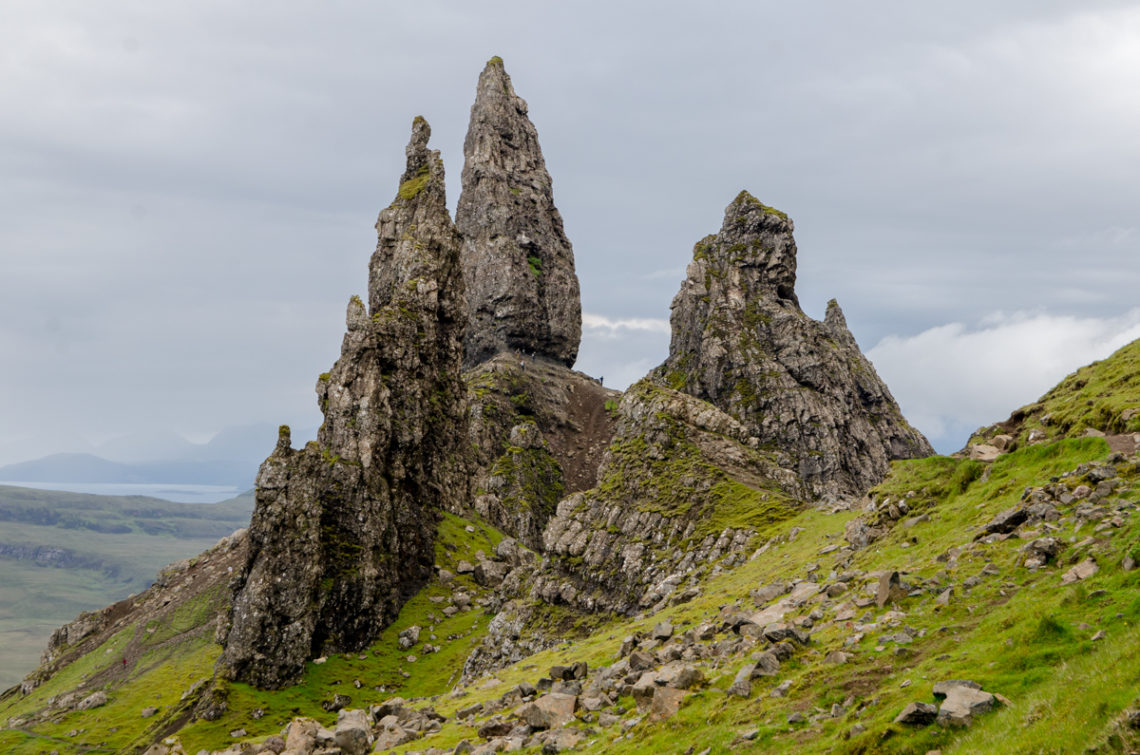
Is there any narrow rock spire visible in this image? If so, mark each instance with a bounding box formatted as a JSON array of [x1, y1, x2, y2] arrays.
[[457, 56, 582, 368], [220, 118, 468, 689], [656, 191, 933, 498]]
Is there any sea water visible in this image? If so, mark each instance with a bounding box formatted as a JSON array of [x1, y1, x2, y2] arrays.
[[3, 481, 242, 504]]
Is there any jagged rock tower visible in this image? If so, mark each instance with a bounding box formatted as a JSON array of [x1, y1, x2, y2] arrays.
[[655, 191, 933, 497], [457, 57, 582, 368], [220, 118, 468, 689]]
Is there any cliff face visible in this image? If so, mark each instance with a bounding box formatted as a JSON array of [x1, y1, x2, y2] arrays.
[[465, 355, 620, 550], [457, 57, 582, 369], [530, 379, 803, 615], [219, 118, 469, 689], [654, 191, 933, 498]]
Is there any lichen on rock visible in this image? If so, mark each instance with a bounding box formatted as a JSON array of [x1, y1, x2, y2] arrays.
[[219, 117, 469, 689]]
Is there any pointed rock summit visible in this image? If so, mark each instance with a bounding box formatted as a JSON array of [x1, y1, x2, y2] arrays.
[[457, 57, 582, 368], [220, 118, 468, 689], [655, 191, 932, 498]]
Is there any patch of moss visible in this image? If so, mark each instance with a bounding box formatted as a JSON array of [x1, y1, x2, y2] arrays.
[[733, 189, 789, 220], [397, 164, 431, 201]]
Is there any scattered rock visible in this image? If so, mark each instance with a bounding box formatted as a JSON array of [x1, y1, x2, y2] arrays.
[[398, 625, 422, 650], [76, 691, 107, 711], [334, 708, 373, 755], [1061, 558, 1099, 584], [517, 692, 577, 730], [650, 687, 685, 721], [876, 571, 908, 607]]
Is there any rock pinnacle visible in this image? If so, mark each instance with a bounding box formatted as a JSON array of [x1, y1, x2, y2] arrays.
[[457, 56, 582, 368], [220, 118, 468, 689], [655, 191, 933, 498]]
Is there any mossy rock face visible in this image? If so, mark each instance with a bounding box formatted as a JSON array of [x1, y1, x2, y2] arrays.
[[463, 355, 620, 549], [651, 191, 933, 499], [221, 116, 470, 690], [533, 380, 804, 614]]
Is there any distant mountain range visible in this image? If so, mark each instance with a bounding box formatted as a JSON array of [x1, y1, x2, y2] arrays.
[[0, 423, 318, 487]]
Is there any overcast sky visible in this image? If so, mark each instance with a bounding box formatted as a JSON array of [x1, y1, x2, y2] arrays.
[[2, 2, 1139, 465]]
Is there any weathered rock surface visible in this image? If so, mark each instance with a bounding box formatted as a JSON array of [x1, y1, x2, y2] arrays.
[[458, 57, 582, 369], [653, 191, 932, 498], [937, 683, 996, 727], [894, 701, 938, 725], [220, 118, 469, 689], [465, 354, 619, 549], [532, 380, 802, 614]]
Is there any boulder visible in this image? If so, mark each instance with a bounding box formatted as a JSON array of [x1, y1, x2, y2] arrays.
[[655, 661, 704, 690], [1061, 558, 1099, 583], [76, 691, 108, 711], [649, 687, 685, 721], [517, 693, 577, 729], [333, 708, 373, 755], [876, 571, 908, 607], [937, 686, 995, 727], [894, 701, 938, 725]]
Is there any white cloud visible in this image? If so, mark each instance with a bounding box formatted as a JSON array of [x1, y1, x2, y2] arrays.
[[582, 312, 670, 336], [868, 309, 1140, 453]]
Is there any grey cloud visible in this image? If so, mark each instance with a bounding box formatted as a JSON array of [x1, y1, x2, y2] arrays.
[[2, 2, 1138, 465]]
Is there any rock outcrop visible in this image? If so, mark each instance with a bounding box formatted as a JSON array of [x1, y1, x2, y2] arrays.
[[458, 57, 582, 369], [529, 379, 803, 615], [465, 354, 619, 550], [219, 118, 469, 689], [654, 191, 932, 498]]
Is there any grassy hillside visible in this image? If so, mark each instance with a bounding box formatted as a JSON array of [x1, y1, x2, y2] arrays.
[[0, 486, 253, 689], [2, 344, 1139, 754], [973, 338, 1140, 450], [5, 435, 1139, 753]]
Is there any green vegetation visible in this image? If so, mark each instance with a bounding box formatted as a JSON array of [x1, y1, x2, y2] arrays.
[[490, 444, 564, 518], [596, 384, 799, 541], [0, 510, 509, 754], [397, 164, 431, 201], [527, 254, 542, 277], [5, 340, 1140, 754], [1008, 339, 1140, 444], [733, 189, 789, 220], [0, 486, 253, 688]]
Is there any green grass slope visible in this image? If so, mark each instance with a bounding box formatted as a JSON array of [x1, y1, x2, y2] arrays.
[[0, 511, 513, 754], [379, 436, 1140, 754], [0, 487, 253, 688], [974, 338, 1140, 449], [4, 343, 1140, 754]]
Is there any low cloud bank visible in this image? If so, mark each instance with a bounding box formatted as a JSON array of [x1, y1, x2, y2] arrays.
[[869, 309, 1140, 453]]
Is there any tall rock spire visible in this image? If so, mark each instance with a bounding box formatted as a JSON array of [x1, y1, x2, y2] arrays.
[[219, 118, 468, 689], [655, 191, 933, 498], [457, 56, 582, 368]]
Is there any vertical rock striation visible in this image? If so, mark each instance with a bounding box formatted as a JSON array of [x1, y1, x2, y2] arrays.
[[457, 56, 582, 369], [220, 118, 468, 689], [655, 191, 932, 498]]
